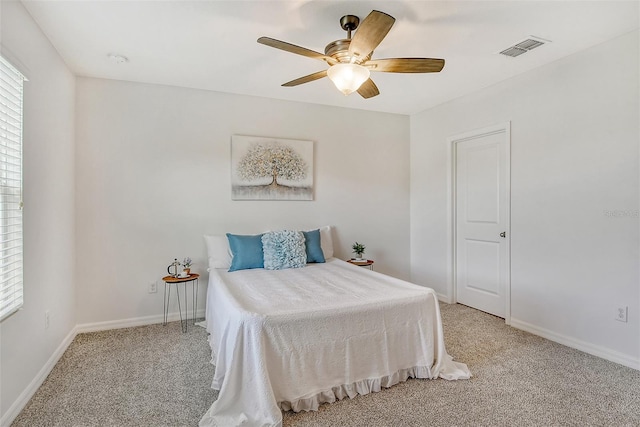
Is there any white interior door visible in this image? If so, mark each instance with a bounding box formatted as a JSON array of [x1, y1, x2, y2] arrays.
[[454, 125, 510, 318]]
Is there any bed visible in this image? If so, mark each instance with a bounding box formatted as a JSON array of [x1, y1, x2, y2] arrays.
[[199, 257, 470, 427]]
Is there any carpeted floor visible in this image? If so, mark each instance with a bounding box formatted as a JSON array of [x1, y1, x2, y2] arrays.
[[11, 304, 640, 427]]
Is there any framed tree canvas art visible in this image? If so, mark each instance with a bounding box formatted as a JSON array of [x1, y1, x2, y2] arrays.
[[231, 135, 314, 200]]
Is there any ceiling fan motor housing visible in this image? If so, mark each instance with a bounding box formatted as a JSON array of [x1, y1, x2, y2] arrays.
[[324, 15, 372, 64], [325, 39, 350, 63], [325, 39, 371, 64]]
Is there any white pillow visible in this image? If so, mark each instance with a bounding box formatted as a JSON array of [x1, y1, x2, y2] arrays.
[[203, 235, 232, 269], [319, 226, 334, 259]]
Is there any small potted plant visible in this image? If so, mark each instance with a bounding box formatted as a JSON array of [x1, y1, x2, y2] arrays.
[[352, 242, 366, 261], [182, 257, 193, 275]]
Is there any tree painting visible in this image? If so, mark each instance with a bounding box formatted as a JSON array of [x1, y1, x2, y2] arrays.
[[231, 136, 313, 200], [237, 143, 307, 188]]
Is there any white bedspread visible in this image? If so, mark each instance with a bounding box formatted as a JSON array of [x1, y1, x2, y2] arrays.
[[200, 259, 470, 427]]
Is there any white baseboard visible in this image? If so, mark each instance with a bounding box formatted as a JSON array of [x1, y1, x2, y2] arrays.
[[0, 327, 78, 427], [436, 292, 454, 304], [76, 309, 206, 333], [510, 317, 640, 370]]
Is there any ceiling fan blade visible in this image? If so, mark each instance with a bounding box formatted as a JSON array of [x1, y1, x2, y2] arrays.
[[258, 37, 337, 65], [282, 70, 328, 87], [365, 58, 445, 73], [348, 10, 395, 61], [357, 78, 380, 99]]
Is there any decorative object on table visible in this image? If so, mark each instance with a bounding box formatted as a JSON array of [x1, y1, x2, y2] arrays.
[[182, 257, 192, 275], [231, 135, 314, 201], [352, 242, 366, 261], [167, 258, 180, 278]]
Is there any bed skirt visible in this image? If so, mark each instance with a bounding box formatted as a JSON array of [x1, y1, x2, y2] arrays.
[[279, 365, 431, 412]]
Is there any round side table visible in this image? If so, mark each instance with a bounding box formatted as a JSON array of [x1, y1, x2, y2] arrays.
[[162, 274, 200, 332], [346, 259, 374, 270]]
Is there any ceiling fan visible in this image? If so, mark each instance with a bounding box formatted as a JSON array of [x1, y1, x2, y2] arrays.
[[257, 10, 444, 99]]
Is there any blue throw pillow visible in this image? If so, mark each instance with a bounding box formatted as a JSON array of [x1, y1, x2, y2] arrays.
[[262, 230, 307, 270], [302, 229, 326, 263], [226, 233, 264, 272]]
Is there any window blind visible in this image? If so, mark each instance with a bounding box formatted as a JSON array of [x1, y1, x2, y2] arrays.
[[0, 55, 24, 322]]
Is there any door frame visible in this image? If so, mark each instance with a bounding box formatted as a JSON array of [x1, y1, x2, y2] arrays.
[[446, 122, 512, 324]]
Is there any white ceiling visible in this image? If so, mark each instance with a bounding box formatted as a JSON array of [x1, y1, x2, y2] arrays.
[[21, 0, 639, 115]]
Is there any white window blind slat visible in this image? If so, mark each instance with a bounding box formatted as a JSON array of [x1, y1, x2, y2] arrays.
[[0, 178, 21, 186], [0, 70, 22, 86], [0, 66, 23, 85], [0, 204, 21, 211], [0, 291, 23, 309], [0, 292, 24, 310], [0, 147, 21, 157], [0, 122, 21, 134], [0, 285, 22, 300], [0, 55, 24, 323], [0, 286, 22, 300], [0, 94, 22, 114], [0, 166, 22, 174], [0, 237, 21, 244], [0, 295, 23, 315], [0, 148, 20, 159], [0, 162, 21, 170], [0, 269, 22, 283], [0, 117, 22, 133], [0, 163, 21, 170], [0, 83, 21, 104], [0, 124, 22, 139], [0, 246, 22, 256], [0, 138, 20, 149], [0, 86, 20, 106], [0, 177, 21, 186], [0, 106, 21, 123], [0, 292, 23, 320]]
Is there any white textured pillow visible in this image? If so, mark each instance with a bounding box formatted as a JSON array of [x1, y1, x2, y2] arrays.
[[319, 226, 334, 259], [262, 230, 307, 270], [203, 235, 232, 269]]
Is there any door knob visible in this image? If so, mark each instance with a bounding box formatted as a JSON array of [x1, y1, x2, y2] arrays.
[[500, 231, 506, 238]]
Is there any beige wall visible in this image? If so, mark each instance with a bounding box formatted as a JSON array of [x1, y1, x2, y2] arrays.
[[0, 0, 76, 421], [75, 77, 410, 324], [410, 31, 639, 367]]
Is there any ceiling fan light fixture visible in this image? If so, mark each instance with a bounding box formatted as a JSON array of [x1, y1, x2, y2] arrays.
[[327, 63, 370, 95]]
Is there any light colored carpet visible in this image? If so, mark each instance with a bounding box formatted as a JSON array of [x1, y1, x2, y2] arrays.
[[11, 304, 640, 427], [11, 320, 217, 427]]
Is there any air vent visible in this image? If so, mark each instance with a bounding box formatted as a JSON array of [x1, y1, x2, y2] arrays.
[[499, 46, 527, 58], [514, 39, 544, 51], [499, 37, 548, 58]]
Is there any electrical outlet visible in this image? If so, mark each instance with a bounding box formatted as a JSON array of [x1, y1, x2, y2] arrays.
[[615, 305, 628, 323], [148, 281, 157, 294], [45, 310, 50, 329]]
